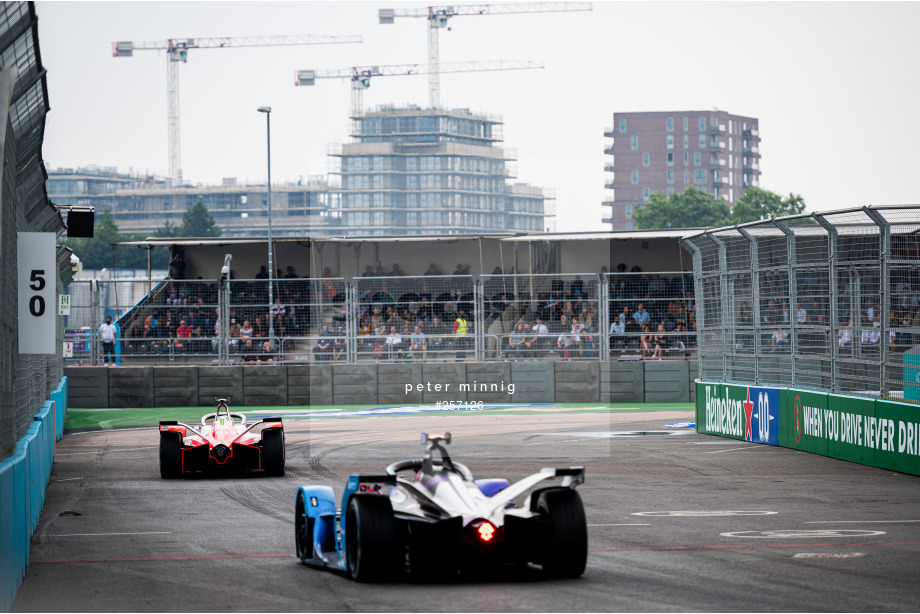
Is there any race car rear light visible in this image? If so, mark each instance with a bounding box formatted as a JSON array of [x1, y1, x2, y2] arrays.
[[477, 521, 495, 542]]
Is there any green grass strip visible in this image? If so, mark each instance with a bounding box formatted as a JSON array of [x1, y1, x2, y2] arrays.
[[65, 402, 694, 431]]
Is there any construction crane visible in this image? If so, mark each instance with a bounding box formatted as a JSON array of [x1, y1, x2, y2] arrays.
[[112, 34, 362, 184], [295, 59, 544, 120], [378, 2, 591, 109]]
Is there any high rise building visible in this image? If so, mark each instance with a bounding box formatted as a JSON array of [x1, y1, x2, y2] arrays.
[[603, 110, 761, 230], [46, 166, 339, 237], [329, 105, 550, 235]]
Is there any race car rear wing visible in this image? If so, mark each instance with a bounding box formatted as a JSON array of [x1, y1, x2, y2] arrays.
[[485, 466, 585, 516]]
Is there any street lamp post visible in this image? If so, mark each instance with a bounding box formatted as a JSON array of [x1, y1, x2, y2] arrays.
[[257, 106, 275, 350]]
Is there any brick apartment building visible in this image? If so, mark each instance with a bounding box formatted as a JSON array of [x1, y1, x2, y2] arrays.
[[603, 110, 761, 230]]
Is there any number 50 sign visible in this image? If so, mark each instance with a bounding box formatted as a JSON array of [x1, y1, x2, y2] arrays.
[[18, 232, 55, 354]]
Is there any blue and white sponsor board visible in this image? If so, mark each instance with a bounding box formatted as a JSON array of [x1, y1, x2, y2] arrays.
[[698, 382, 780, 446]]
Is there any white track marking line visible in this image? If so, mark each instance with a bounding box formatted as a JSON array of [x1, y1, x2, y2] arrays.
[[805, 520, 920, 524], [525, 437, 609, 445], [51, 477, 84, 481], [51, 531, 173, 537], [587, 523, 651, 526], [705, 446, 761, 454]]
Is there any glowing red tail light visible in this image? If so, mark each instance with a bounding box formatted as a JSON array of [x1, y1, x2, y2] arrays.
[[477, 521, 495, 542]]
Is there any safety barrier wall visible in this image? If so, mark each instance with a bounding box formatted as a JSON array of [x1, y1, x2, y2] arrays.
[[0, 376, 67, 611], [695, 380, 920, 476], [64, 363, 697, 408]]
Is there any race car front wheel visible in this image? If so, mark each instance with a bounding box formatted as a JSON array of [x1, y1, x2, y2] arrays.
[[262, 428, 285, 476], [536, 487, 588, 578], [346, 494, 396, 582], [159, 431, 182, 479]]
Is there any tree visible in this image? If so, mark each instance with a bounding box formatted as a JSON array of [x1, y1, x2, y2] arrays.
[[153, 220, 179, 238], [61, 210, 170, 271], [729, 187, 806, 225], [180, 201, 221, 237], [631, 187, 730, 230]]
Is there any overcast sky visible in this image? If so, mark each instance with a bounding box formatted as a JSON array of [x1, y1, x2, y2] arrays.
[[35, 1, 920, 232]]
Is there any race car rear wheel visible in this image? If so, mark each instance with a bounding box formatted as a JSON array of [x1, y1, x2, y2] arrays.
[[536, 487, 588, 578], [346, 494, 395, 582], [262, 428, 285, 476], [159, 431, 182, 479]]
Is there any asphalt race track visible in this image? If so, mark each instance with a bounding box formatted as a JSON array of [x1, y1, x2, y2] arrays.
[[12, 408, 920, 612]]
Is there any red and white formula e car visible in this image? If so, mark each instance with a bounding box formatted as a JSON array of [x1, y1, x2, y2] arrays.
[[158, 398, 284, 478]]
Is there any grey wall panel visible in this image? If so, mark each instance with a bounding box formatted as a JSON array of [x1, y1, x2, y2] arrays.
[[198, 366, 244, 406], [64, 367, 108, 408], [153, 367, 197, 407], [554, 362, 599, 402], [644, 360, 690, 402], [108, 366, 153, 408]]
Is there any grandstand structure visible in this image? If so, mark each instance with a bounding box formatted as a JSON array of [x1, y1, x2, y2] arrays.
[[61, 230, 699, 366], [681, 205, 920, 401]]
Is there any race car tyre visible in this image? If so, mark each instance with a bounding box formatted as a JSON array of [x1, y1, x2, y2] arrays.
[[536, 487, 588, 578], [346, 494, 396, 582], [295, 491, 310, 562], [262, 428, 285, 476], [159, 431, 182, 479]]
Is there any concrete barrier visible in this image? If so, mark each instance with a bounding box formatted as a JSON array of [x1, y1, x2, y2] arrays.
[[243, 366, 287, 406], [64, 361, 699, 408], [64, 367, 107, 408], [286, 365, 311, 405], [644, 360, 690, 403], [555, 361, 599, 402], [511, 362, 554, 403], [697, 381, 920, 477], [333, 365, 377, 405], [154, 367, 198, 407], [198, 366, 243, 406], [378, 363, 421, 404], [603, 362, 644, 403], [0, 376, 65, 611], [108, 367, 153, 408]]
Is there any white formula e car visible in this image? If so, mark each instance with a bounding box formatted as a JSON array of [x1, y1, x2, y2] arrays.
[[158, 398, 284, 477], [294, 432, 587, 581]]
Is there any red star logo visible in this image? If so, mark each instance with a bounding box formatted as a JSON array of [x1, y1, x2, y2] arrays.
[[743, 389, 754, 442]]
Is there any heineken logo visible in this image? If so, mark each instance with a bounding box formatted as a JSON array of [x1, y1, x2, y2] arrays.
[[704, 384, 779, 445]]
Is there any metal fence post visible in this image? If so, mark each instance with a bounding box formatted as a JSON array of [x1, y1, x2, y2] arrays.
[[864, 206, 891, 397], [474, 277, 483, 362], [345, 279, 357, 363], [773, 219, 798, 387], [599, 273, 609, 362], [708, 233, 730, 383], [737, 227, 762, 385], [682, 239, 705, 381], [813, 213, 840, 393]]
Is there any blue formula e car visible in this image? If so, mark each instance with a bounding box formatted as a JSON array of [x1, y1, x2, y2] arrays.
[[294, 432, 587, 582]]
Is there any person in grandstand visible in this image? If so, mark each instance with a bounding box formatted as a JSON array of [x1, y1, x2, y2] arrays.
[[313, 327, 332, 361], [506, 323, 526, 360], [409, 325, 427, 360], [385, 325, 404, 361], [453, 310, 471, 358]]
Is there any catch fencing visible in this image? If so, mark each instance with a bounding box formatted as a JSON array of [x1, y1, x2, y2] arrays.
[[64, 270, 697, 366], [681, 205, 920, 402]]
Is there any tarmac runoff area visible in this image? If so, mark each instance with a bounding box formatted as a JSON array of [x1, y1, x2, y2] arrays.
[[12, 405, 920, 612]]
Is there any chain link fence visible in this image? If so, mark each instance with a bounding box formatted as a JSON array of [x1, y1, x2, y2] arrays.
[[64, 270, 699, 366], [0, 2, 65, 459], [681, 205, 920, 402]]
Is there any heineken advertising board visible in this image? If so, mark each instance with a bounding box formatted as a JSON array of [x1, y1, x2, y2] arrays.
[[696, 381, 780, 446], [697, 381, 920, 476]]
